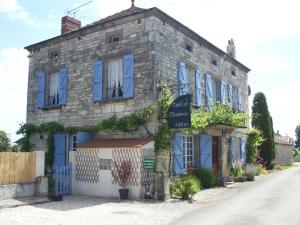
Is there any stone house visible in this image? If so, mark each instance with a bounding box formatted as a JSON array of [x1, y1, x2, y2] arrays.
[[24, 2, 250, 198], [274, 131, 294, 166]]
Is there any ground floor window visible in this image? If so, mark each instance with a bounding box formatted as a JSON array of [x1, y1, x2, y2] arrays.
[[183, 135, 194, 169], [72, 135, 77, 151]]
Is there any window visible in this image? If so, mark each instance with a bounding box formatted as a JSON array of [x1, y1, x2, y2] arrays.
[[72, 135, 77, 151], [212, 59, 218, 66], [49, 51, 59, 64], [185, 65, 195, 96], [92, 54, 134, 102], [186, 44, 192, 52], [47, 72, 60, 106], [109, 36, 120, 43], [231, 70, 236, 76], [99, 159, 112, 170], [183, 135, 194, 169], [107, 58, 124, 98]]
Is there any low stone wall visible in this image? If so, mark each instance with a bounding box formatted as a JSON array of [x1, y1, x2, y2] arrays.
[[275, 143, 293, 166], [0, 183, 35, 200]]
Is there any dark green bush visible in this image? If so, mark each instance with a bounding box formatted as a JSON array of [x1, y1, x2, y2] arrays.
[[192, 168, 217, 188], [170, 174, 200, 199]]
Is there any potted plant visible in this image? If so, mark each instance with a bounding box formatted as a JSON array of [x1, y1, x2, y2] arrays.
[[112, 160, 132, 200]]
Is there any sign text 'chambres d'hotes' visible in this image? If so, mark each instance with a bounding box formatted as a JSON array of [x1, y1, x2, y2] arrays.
[[167, 94, 191, 129]]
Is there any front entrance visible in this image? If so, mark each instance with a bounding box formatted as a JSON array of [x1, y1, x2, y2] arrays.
[[212, 136, 219, 177]]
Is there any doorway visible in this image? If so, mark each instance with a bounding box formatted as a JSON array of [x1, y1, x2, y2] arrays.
[[212, 136, 219, 177]]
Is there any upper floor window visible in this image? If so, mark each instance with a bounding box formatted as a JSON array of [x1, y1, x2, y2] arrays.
[[212, 59, 218, 66], [49, 52, 59, 64], [107, 58, 123, 98], [109, 36, 120, 43], [47, 72, 60, 106], [178, 62, 201, 107], [185, 65, 195, 95], [185, 44, 193, 52], [92, 54, 134, 102], [37, 68, 68, 109]]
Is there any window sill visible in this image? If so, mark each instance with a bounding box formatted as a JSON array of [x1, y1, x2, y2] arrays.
[[43, 105, 62, 110], [94, 96, 133, 104]]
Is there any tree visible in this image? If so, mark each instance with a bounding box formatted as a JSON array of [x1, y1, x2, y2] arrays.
[[246, 128, 264, 164], [251, 92, 275, 169], [295, 124, 300, 150], [0, 130, 11, 152]]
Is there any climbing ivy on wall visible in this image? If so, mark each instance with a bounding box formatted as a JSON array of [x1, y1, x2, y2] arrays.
[[17, 85, 248, 169], [17, 106, 154, 170]]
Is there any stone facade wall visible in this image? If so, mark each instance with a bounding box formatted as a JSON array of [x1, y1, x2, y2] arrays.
[[149, 17, 249, 113], [26, 15, 157, 127], [275, 143, 293, 166]]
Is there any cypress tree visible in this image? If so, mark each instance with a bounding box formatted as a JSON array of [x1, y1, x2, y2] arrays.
[[251, 92, 275, 169], [295, 124, 300, 150]]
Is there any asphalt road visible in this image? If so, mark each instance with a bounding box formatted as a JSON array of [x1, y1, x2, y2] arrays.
[[171, 164, 300, 225]]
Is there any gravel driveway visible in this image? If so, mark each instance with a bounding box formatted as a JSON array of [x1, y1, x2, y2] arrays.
[[0, 173, 275, 225]]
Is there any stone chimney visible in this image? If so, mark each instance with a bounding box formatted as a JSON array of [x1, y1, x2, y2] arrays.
[[61, 16, 81, 35]]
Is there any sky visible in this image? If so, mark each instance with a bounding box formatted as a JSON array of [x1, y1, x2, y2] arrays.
[[0, 0, 299, 142]]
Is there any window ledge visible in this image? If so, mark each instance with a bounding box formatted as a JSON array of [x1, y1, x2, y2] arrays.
[[94, 97, 133, 104], [43, 105, 62, 110]]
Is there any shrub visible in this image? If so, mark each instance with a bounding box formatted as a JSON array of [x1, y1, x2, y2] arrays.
[[244, 164, 257, 181], [233, 160, 244, 177], [293, 148, 298, 158], [170, 174, 200, 199], [275, 165, 284, 170], [246, 128, 264, 164], [256, 164, 268, 175], [192, 168, 217, 188]]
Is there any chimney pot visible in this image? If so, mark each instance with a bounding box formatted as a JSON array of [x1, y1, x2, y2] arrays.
[[61, 16, 81, 35]]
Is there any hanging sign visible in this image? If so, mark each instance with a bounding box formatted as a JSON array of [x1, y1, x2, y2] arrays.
[[167, 94, 191, 128]]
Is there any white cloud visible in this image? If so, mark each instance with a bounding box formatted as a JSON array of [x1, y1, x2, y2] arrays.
[[0, 48, 28, 142], [247, 55, 288, 74], [265, 83, 300, 139], [0, 0, 34, 25]]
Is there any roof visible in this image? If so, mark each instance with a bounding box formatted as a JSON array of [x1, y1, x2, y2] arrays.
[[275, 135, 294, 146], [90, 6, 145, 25], [24, 5, 250, 72], [77, 137, 153, 149]]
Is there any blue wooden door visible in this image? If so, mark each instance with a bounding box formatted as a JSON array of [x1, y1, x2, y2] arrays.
[[53, 133, 66, 168]]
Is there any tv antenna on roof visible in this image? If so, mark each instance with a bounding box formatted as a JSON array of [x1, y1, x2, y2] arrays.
[[66, 0, 93, 18]]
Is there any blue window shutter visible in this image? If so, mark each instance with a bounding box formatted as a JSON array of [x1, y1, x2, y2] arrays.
[[227, 84, 233, 108], [59, 68, 68, 105], [53, 133, 66, 168], [230, 137, 236, 166], [178, 62, 187, 96], [37, 71, 46, 109], [221, 80, 226, 105], [77, 132, 92, 145], [124, 54, 134, 98], [237, 89, 242, 111], [92, 60, 103, 102], [173, 133, 184, 175], [195, 69, 201, 106], [205, 74, 212, 110], [200, 134, 212, 170], [240, 138, 246, 165]]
